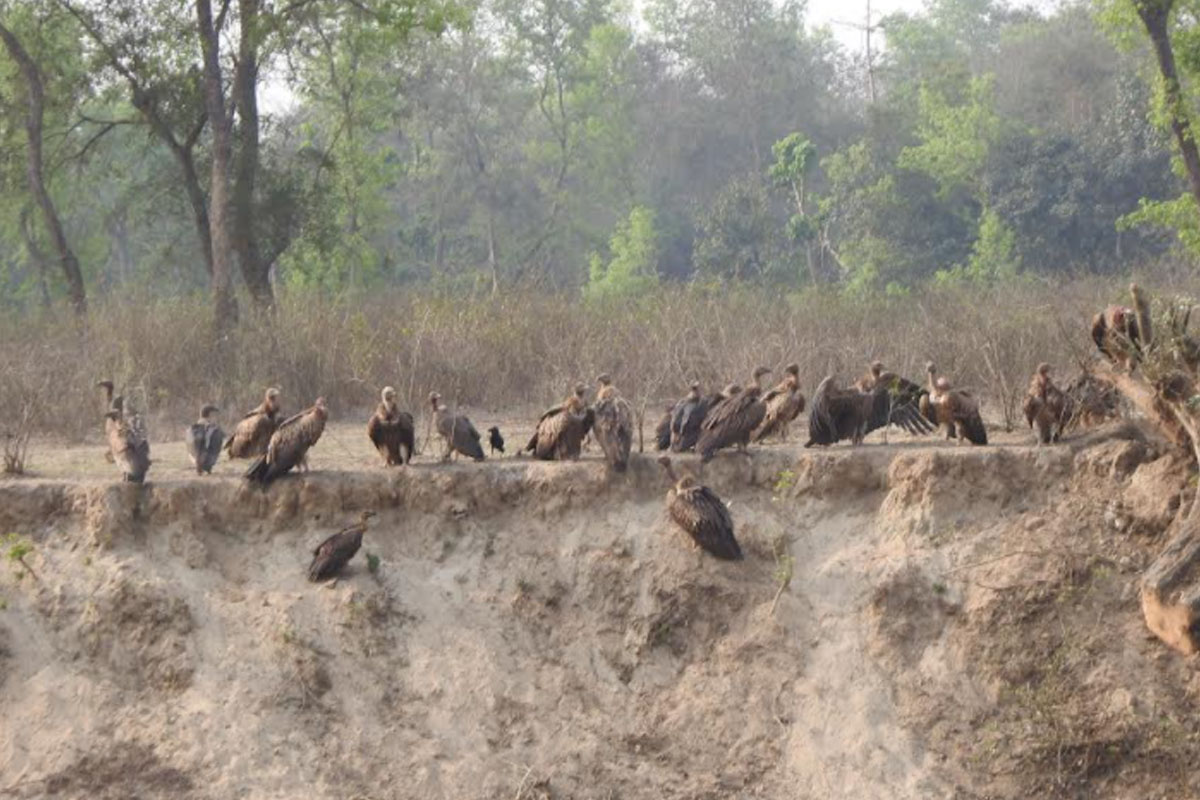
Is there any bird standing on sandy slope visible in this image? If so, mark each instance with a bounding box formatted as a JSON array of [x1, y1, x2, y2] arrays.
[[245, 397, 329, 486], [429, 392, 485, 461], [920, 364, 987, 445], [367, 386, 415, 466], [592, 374, 634, 471], [225, 387, 282, 459], [696, 366, 772, 462], [525, 384, 589, 460], [309, 511, 375, 582], [186, 404, 224, 474], [657, 456, 742, 560], [753, 363, 806, 443], [1022, 363, 1071, 445]]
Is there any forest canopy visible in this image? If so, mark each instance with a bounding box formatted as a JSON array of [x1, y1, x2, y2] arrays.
[[0, 0, 1196, 318]]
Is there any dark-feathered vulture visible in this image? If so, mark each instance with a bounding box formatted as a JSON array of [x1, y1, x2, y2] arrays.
[[754, 363, 806, 443], [187, 404, 224, 475], [366, 386, 415, 466], [657, 456, 742, 560], [1091, 304, 1141, 369], [430, 392, 485, 461], [1022, 363, 1072, 445], [101, 393, 152, 483], [592, 374, 634, 471], [226, 387, 282, 459], [245, 397, 328, 486], [309, 511, 375, 582], [488, 426, 505, 455], [654, 404, 674, 451], [805, 373, 935, 447], [669, 382, 720, 453], [525, 384, 589, 460], [920, 364, 987, 445], [696, 366, 772, 462]]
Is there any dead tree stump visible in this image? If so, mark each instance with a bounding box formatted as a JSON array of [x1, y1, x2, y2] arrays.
[[1141, 518, 1200, 655]]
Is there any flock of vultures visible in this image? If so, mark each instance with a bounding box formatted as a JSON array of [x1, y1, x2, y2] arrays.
[[90, 298, 1137, 578]]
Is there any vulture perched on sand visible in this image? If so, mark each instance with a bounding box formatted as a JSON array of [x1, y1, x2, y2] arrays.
[[309, 511, 375, 582], [187, 404, 224, 475], [430, 392, 485, 461], [366, 386, 415, 466], [525, 385, 589, 460], [657, 456, 742, 560], [805, 370, 934, 447], [696, 366, 772, 462], [225, 387, 282, 459], [754, 363, 806, 442], [100, 392, 152, 483], [592, 374, 634, 471], [245, 397, 328, 486], [920, 364, 987, 445], [1022, 363, 1072, 445], [488, 426, 505, 455]]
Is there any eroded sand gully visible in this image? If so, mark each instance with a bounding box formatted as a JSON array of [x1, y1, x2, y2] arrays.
[[1, 428, 1198, 799]]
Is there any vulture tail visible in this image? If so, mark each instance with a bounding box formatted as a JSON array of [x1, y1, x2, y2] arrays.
[[962, 415, 988, 445], [244, 456, 271, 485]]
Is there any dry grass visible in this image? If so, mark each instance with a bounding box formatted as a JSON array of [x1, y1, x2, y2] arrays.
[[0, 273, 1192, 443]]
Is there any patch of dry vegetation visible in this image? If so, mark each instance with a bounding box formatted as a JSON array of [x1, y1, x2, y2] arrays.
[[0, 274, 1191, 443]]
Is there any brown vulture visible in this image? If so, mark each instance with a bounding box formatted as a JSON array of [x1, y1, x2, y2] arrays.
[[245, 397, 329, 486], [654, 403, 675, 451], [592, 374, 634, 471], [429, 392, 485, 461], [805, 372, 934, 447], [657, 456, 742, 560], [102, 394, 152, 483], [1022, 363, 1072, 445], [753, 363, 806, 442], [920, 364, 987, 445], [696, 366, 772, 462], [225, 387, 282, 459], [366, 386, 415, 466], [186, 404, 224, 475], [524, 384, 589, 460], [309, 511, 375, 582], [1091, 304, 1141, 369]]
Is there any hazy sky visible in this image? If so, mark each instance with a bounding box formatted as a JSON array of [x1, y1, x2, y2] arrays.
[[807, 0, 926, 51]]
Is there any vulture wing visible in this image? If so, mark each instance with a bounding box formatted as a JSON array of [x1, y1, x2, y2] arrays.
[[226, 407, 277, 459], [697, 392, 765, 461], [448, 415, 485, 461], [531, 407, 585, 460], [367, 406, 414, 466], [246, 406, 326, 485], [669, 485, 742, 560], [654, 408, 673, 451], [670, 396, 710, 452], [308, 527, 364, 581]]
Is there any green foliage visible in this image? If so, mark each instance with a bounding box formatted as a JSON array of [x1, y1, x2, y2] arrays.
[[898, 76, 1002, 199], [366, 552, 381, 574], [4, 533, 34, 579], [935, 208, 1021, 285], [584, 206, 660, 300], [1119, 194, 1200, 255], [769, 133, 817, 191]]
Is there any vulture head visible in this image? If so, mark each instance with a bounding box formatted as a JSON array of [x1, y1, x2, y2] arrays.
[[573, 383, 587, 399], [359, 510, 377, 524], [1036, 363, 1052, 377], [111, 395, 125, 414], [381, 386, 397, 406], [869, 361, 885, 377], [200, 404, 220, 419], [722, 383, 743, 398], [785, 363, 801, 377], [596, 373, 613, 387], [935, 377, 951, 392], [96, 379, 115, 400], [689, 381, 701, 393], [752, 365, 772, 381], [656, 454, 678, 482], [428, 391, 442, 410], [313, 397, 328, 418]]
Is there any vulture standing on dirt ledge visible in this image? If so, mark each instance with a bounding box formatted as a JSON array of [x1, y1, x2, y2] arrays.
[[805, 373, 934, 447], [671, 383, 729, 453], [245, 397, 328, 486], [366, 386, 415, 466], [430, 392, 485, 461], [753, 363, 806, 443], [102, 395, 152, 483], [525, 384, 589, 460], [1022, 363, 1072, 445], [657, 456, 742, 560], [696, 366, 772, 462], [186, 404, 225, 474], [225, 387, 282, 459], [309, 511, 375, 582], [920, 364, 987, 445], [592, 374, 634, 471]]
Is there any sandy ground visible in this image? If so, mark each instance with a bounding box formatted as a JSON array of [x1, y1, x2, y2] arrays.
[[0, 424, 1198, 799]]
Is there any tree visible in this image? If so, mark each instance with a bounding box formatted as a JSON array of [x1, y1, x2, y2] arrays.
[[584, 205, 659, 299]]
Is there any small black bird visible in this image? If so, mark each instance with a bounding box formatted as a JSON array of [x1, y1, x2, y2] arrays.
[[487, 426, 505, 455]]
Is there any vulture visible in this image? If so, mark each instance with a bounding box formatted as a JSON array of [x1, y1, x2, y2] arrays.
[[186, 404, 225, 475], [525, 384, 589, 460], [1091, 304, 1142, 369], [654, 404, 674, 451], [592, 374, 634, 471], [366, 386, 415, 466], [430, 392, 485, 461], [696, 366, 772, 462], [245, 397, 328, 486], [806, 372, 935, 447], [920, 364, 987, 445], [671, 383, 730, 453], [488, 426, 505, 455], [656, 456, 742, 560], [1022, 363, 1071, 445], [101, 394, 152, 483], [225, 387, 282, 459], [309, 511, 375, 582], [753, 363, 806, 443]]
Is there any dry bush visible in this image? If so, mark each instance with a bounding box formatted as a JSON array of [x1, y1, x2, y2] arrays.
[[0, 274, 1182, 443]]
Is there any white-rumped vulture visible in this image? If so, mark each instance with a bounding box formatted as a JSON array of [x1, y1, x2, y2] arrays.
[[309, 511, 375, 582], [226, 387, 282, 459], [187, 404, 224, 475], [920, 363, 987, 445], [592, 374, 634, 471], [657, 456, 742, 560], [696, 366, 772, 462], [753, 363, 806, 443], [367, 386, 415, 466], [430, 392, 485, 461], [245, 397, 329, 486]]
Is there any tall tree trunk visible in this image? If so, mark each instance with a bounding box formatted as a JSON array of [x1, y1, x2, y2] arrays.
[[197, 0, 238, 329], [0, 22, 87, 315], [1136, 0, 1200, 212], [231, 0, 274, 310]]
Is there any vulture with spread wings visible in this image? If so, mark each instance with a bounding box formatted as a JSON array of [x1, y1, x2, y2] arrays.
[[806, 365, 934, 447]]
